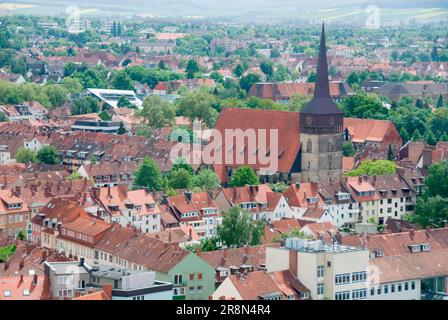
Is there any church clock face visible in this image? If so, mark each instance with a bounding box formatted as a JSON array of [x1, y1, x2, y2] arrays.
[[329, 117, 335, 125], [306, 116, 313, 125]]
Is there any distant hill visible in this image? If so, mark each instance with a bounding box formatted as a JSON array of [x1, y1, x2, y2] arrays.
[[6, 0, 448, 23]]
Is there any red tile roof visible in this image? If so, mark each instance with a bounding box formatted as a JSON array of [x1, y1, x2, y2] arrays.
[[0, 275, 51, 300]]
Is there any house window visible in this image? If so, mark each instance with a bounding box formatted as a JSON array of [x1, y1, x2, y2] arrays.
[[405, 282, 409, 291], [391, 284, 395, 293], [306, 139, 312, 153], [334, 291, 350, 300], [3, 290, 11, 297], [197, 285, 203, 293], [317, 283, 324, 295], [189, 273, 194, 281], [352, 271, 367, 283], [317, 265, 324, 278], [384, 285, 388, 294], [189, 286, 195, 294], [335, 273, 350, 285], [198, 273, 203, 280], [411, 281, 415, 290], [174, 274, 183, 285], [352, 289, 367, 300]]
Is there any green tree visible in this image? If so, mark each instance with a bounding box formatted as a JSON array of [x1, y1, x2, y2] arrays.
[[399, 127, 410, 142], [425, 129, 437, 146], [71, 96, 99, 115], [342, 141, 356, 157], [269, 182, 288, 193], [37, 145, 59, 165], [346, 71, 360, 88], [339, 93, 388, 120], [169, 168, 193, 190], [117, 122, 127, 135], [0, 112, 8, 122], [64, 62, 79, 77], [67, 172, 81, 180], [133, 157, 162, 191], [111, 70, 134, 90], [287, 94, 311, 112], [137, 95, 175, 128], [61, 77, 83, 94], [193, 169, 221, 191], [233, 64, 244, 77], [437, 95, 444, 108], [177, 90, 218, 127], [44, 84, 69, 108], [186, 59, 200, 78], [424, 161, 448, 198], [16, 147, 37, 163], [0, 244, 16, 262], [229, 166, 259, 187], [346, 160, 397, 177], [218, 206, 264, 248], [411, 129, 422, 141], [239, 72, 261, 92], [17, 230, 25, 240], [117, 96, 133, 108], [260, 60, 273, 78], [135, 124, 152, 139], [411, 196, 448, 228], [307, 71, 316, 83]]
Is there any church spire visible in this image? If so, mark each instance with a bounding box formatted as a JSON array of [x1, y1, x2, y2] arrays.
[[314, 23, 330, 98]]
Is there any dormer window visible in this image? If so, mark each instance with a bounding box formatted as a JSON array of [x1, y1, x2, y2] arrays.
[[307, 197, 318, 204], [420, 243, 431, 252], [8, 203, 22, 209], [408, 244, 421, 253]]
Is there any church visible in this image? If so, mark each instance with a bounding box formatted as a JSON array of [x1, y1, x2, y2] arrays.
[[211, 24, 402, 185]]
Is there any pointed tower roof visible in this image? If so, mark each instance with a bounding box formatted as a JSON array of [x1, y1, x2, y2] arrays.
[[301, 23, 342, 115]]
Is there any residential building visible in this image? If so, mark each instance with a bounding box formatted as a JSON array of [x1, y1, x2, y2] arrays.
[[95, 185, 161, 233], [90, 265, 173, 300], [266, 238, 370, 300], [162, 191, 220, 238], [214, 185, 293, 221], [211, 270, 310, 300]]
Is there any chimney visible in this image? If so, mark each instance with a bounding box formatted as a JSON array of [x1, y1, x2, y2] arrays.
[[82, 192, 87, 204], [15, 186, 21, 196], [41, 250, 47, 262], [107, 185, 111, 198], [289, 250, 298, 277], [188, 228, 192, 240], [19, 258, 24, 270], [358, 176, 362, 185], [79, 257, 85, 267], [4, 261, 9, 270], [184, 191, 192, 202], [168, 232, 172, 242], [19, 274, 24, 284], [32, 274, 38, 286], [409, 229, 414, 240]]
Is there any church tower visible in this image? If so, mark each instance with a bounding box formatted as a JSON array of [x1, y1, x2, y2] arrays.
[[300, 23, 343, 183]]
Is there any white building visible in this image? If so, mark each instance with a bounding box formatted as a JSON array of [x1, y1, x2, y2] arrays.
[[266, 238, 370, 300]]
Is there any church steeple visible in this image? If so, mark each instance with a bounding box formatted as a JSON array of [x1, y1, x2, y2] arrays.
[[314, 23, 330, 99], [300, 22, 343, 134]]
